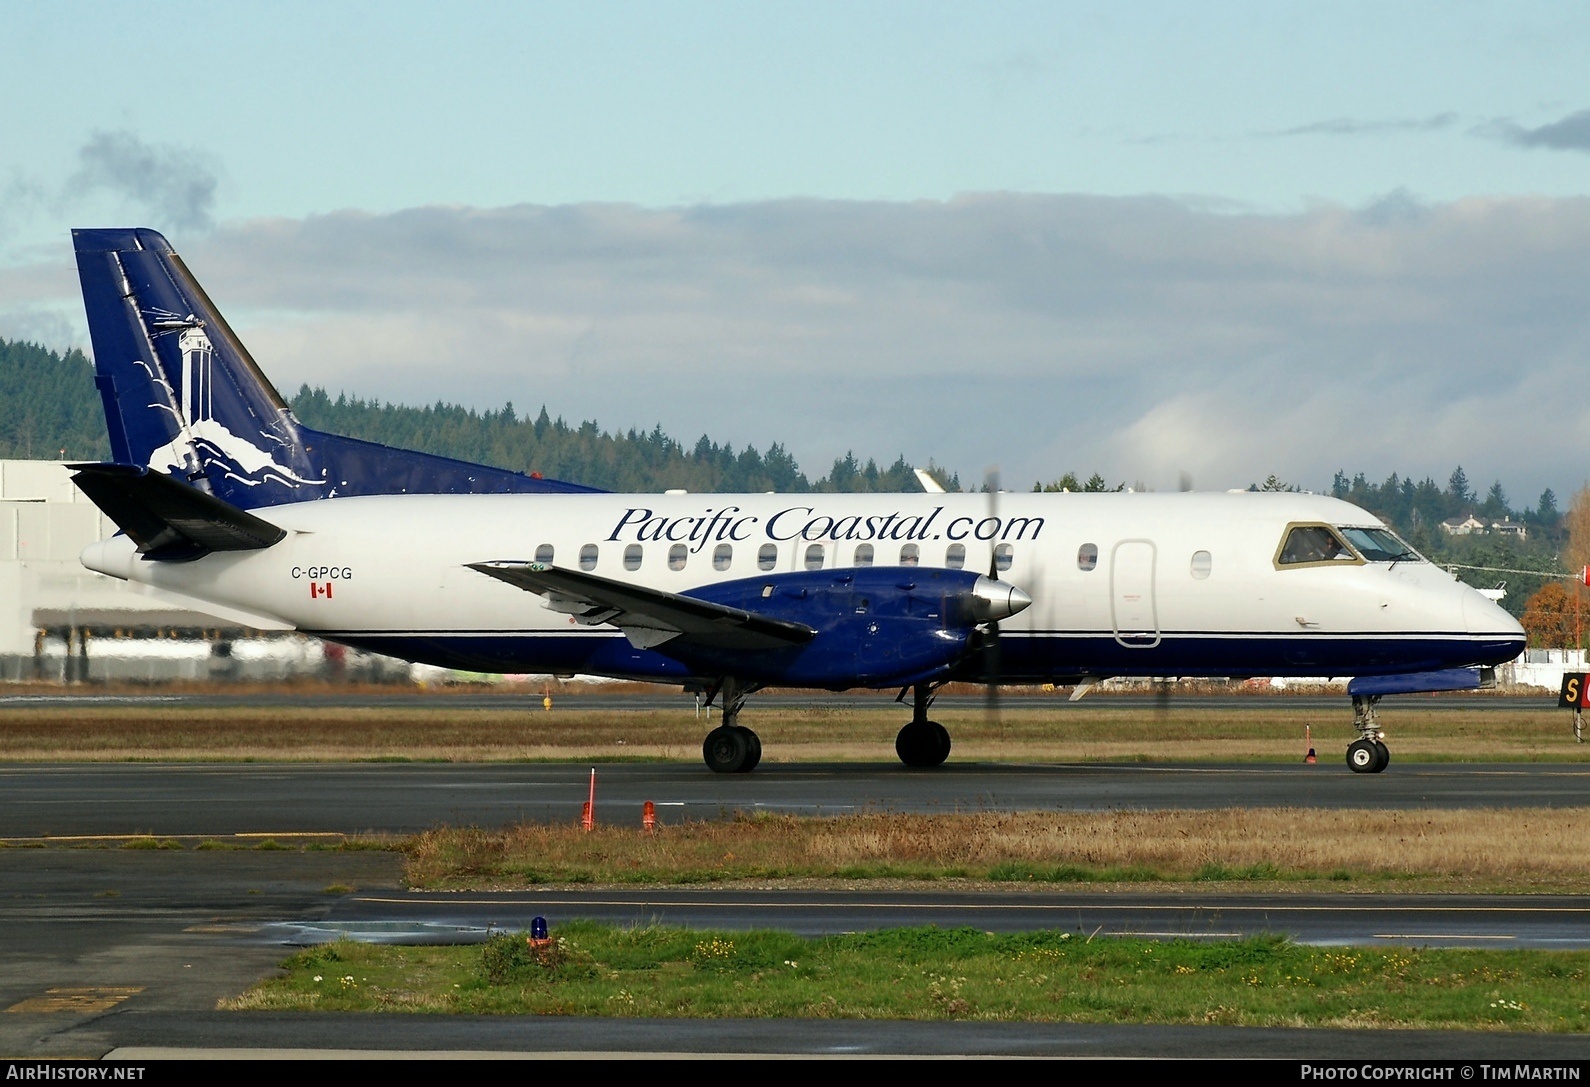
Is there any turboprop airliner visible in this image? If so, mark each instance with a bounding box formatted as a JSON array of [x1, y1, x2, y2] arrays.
[[66, 228, 1524, 774]]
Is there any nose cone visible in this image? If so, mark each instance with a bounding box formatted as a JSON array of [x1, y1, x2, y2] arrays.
[[971, 576, 1032, 622], [1462, 589, 1524, 636], [1461, 587, 1526, 663], [1462, 591, 1526, 642]]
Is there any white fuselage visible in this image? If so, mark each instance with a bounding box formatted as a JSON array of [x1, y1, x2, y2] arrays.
[[79, 489, 1524, 684]]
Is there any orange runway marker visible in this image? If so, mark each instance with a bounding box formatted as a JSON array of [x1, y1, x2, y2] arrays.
[[581, 767, 596, 831]]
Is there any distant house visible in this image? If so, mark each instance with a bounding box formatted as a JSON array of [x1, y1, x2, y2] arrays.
[[1438, 513, 1527, 540], [1441, 513, 1486, 536]]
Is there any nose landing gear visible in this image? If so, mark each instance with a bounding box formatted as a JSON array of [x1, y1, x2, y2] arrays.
[[895, 683, 952, 768], [1347, 695, 1390, 774]]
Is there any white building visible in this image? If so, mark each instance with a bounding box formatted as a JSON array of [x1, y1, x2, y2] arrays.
[[0, 460, 409, 682]]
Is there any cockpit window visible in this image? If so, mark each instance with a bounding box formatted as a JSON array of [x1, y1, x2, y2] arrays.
[[1276, 524, 1360, 567], [1338, 526, 1424, 564]]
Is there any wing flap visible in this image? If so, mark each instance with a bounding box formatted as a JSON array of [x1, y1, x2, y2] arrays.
[[468, 561, 816, 652]]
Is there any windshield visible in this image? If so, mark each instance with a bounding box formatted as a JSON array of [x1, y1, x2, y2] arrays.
[[1338, 526, 1424, 563], [1277, 525, 1357, 565]]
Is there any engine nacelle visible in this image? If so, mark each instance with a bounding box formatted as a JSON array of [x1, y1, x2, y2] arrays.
[[672, 566, 1030, 688]]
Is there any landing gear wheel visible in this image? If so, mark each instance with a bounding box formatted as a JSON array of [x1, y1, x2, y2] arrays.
[[1347, 738, 1383, 774], [1373, 740, 1390, 773], [703, 725, 752, 774], [895, 720, 951, 768], [736, 726, 762, 772]]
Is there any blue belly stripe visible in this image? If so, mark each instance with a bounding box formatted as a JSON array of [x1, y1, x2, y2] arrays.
[[317, 629, 1524, 686]]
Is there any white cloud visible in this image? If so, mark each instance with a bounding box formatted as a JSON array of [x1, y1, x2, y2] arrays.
[[12, 192, 1590, 498]]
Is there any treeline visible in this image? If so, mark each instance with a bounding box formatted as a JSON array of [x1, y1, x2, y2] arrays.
[[289, 388, 959, 494], [1328, 467, 1558, 539], [0, 339, 110, 461], [0, 337, 955, 493]]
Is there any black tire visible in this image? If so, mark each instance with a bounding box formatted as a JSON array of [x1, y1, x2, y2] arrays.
[[896, 723, 926, 766], [703, 725, 750, 773], [1346, 738, 1379, 774], [736, 726, 762, 773], [896, 721, 952, 768], [1372, 740, 1390, 773]]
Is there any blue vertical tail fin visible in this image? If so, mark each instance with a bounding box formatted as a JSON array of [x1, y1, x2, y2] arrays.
[[72, 228, 599, 510]]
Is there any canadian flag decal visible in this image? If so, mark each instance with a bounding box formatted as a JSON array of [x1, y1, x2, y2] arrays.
[[310, 582, 333, 599]]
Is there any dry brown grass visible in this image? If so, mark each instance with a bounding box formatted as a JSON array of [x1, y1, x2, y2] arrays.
[[405, 807, 1590, 891], [0, 698, 1580, 762]]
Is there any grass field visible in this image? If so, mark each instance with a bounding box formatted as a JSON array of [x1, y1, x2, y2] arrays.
[[0, 692, 1581, 763], [403, 808, 1590, 893], [225, 923, 1590, 1031]]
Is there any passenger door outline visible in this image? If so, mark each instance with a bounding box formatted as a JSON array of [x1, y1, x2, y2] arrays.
[[1110, 539, 1160, 648]]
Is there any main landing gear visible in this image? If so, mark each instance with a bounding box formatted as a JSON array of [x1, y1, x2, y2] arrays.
[[1346, 694, 1390, 774], [895, 683, 951, 768], [701, 677, 762, 774]]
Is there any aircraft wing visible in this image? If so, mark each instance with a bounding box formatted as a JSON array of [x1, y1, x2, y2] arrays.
[[467, 561, 817, 651]]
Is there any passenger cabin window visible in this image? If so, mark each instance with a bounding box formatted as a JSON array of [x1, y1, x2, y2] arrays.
[[713, 543, 733, 571], [854, 543, 874, 567], [534, 543, 554, 564], [1338, 527, 1423, 563], [994, 542, 1013, 572], [1190, 550, 1212, 580], [1277, 525, 1357, 566], [1078, 543, 1098, 571], [899, 543, 920, 566], [945, 543, 966, 570], [757, 543, 778, 571], [578, 544, 598, 571], [668, 544, 688, 571], [804, 543, 825, 570], [623, 544, 643, 571]]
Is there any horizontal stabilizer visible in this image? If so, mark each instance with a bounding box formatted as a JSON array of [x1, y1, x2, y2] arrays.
[[70, 463, 287, 562], [1347, 666, 1496, 698], [468, 561, 816, 651]]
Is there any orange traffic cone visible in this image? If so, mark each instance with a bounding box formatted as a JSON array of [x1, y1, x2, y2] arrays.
[[1305, 724, 1317, 764], [642, 800, 656, 833]]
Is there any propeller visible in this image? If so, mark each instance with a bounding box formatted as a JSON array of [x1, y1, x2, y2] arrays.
[[1157, 470, 1193, 715], [983, 466, 1003, 725]]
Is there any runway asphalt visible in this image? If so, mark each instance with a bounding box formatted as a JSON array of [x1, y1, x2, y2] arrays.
[[3, 849, 1590, 1059], [4, 760, 1590, 840], [310, 886, 1590, 950], [3, 704, 1587, 1059]]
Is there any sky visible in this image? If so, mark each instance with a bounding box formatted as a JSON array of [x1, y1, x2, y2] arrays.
[[3, 1, 1590, 500]]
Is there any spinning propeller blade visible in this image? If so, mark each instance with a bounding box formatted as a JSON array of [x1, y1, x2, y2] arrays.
[[984, 467, 1002, 725]]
